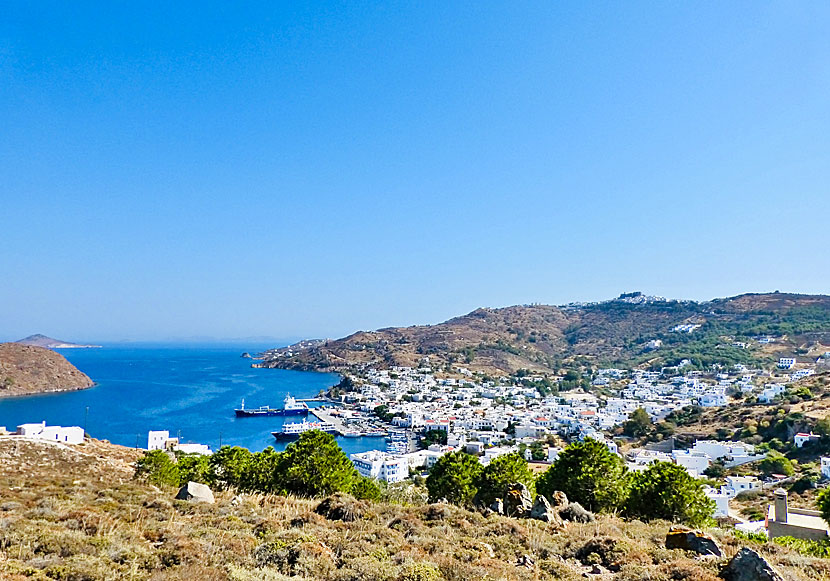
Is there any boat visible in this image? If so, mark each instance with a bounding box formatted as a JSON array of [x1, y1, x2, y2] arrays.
[[235, 395, 310, 417], [281, 395, 310, 416], [272, 418, 338, 441], [342, 430, 363, 438], [363, 429, 388, 437]]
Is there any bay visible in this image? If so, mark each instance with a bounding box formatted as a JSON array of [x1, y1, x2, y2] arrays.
[[0, 344, 387, 456]]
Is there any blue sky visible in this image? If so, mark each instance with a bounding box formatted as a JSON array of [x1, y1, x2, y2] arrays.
[[2, 3, 829, 342]]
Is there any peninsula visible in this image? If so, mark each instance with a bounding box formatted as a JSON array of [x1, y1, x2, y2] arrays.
[[0, 342, 94, 397]]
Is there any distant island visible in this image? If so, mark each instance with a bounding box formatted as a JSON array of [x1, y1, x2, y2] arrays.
[[16, 334, 101, 349], [0, 342, 94, 397]]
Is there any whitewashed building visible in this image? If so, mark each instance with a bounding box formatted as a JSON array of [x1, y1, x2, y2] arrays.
[[16, 422, 84, 445], [350, 450, 408, 483]]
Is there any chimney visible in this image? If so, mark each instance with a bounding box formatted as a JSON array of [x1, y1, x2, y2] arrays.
[[774, 488, 788, 523]]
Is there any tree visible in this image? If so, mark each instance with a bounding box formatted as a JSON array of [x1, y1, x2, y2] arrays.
[[420, 429, 448, 449], [351, 477, 383, 500], [536, 438, 628, 513], [273, 430, 359, 497], [208, 446, 254, 489], [135, 450, 180, 486], [816, 487, 830, 525], [623, 408, 652, 437], [473, 452, 535, 506], [177, 453, 210, 485], [426, 451, 483, 505], [624, 461, 715, 526], [759, 451, 795, 476]]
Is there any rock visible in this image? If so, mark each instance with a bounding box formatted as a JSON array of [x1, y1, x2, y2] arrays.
[[665, 526, 721, 556], [720, 548, 784, 581], [315, 493, 365, 522], [530, 494, 562, 526], [550, 490, 569, 507], [504, 483, 532, 518], [490, 498, 504, 515], [516, 554, 535, 568], [560, 502, 595, 523], [175, 481, 215, 504]]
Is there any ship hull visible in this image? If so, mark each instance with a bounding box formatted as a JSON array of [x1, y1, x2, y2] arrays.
[[235, 408, 309, 417]]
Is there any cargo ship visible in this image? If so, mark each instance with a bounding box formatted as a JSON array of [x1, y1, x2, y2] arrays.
[[234, 395, 310, 417], [272, 418, 338, 441]]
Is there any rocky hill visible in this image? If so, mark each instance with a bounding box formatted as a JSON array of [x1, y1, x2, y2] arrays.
[[0, 436, 822, 580], [0, 342, 94, 397], [16, 333, 101, 348], [257, 292, 830, 375]]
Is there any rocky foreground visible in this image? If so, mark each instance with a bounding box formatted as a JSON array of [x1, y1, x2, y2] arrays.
[[0, 342, 94, 397], [0, 438, 826, 580]]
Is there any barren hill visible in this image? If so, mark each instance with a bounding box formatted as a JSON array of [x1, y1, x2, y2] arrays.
[[257, 292, 830, 375], [0, 437, 822, 580], [0, 342, 94, 397]]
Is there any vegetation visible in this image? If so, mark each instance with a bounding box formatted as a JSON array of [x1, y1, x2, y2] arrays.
[[624, 462, 715, 526], [473, 452, 535, 506], [4, 437, 830, 580], [136, 430, 375, 499], [623, 407, 652, 437], [536, 439, 628, 513], [759, 451, 796, 476], [425, 451, 483, 505]]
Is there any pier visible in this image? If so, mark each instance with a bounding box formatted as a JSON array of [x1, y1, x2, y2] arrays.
[[310, 407, 349, 436]]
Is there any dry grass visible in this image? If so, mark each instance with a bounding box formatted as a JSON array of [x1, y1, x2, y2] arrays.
[[1, 439, 828, 580]]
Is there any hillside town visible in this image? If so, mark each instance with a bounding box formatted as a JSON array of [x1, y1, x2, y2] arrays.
[[6, 335, 830, 542]]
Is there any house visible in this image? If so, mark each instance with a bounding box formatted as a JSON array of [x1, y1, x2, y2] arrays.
[[351, 451, 408, 483], [777, 358, 796, 370], [672, 450, 710, 477], [759, 383, 786, 403], [147, 430, 211, 455], [699, 390, 727, 407], [148, 430, 175, 450], [705, 488, 730, 518], [821, 457, 830, 480], [794, 432, 821, 448], [723, 476, 761, 497], [16, 422, 84, 445], [767, 489, 829, 540]]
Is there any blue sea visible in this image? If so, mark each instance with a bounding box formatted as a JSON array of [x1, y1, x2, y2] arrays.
[[0, 344, 386, 456]]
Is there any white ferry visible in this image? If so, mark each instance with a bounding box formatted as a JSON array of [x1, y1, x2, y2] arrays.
[[271, 418, 338, 441]]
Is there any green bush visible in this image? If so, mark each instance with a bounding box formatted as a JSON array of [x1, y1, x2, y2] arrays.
[[624, 462, 715, 526], [426, 451, 483, 505], [473, 452, 535, 507], [536, 438, 628, 513]]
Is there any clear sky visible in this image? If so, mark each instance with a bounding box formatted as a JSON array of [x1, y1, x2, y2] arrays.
[[2, 3, 829, 343]]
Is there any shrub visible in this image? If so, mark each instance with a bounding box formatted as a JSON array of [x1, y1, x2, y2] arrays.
[[426, 451, 483, 506], [624, 462, 715, 526], [536, 439, 628, 512], [472, 452, 534, 506]]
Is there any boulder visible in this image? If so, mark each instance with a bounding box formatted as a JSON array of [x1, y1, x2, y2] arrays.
[[504, 483, 532, 518], [490, 498, 504, 515], [560, 502, 595, 523], [665, 526, 721, 556], [175, 481, 215, 504], [530, 494, 561, 526], [550, 490, 569, 507], [720, 548, 784, 581]]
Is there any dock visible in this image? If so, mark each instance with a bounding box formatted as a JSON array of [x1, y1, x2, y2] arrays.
[[310, 408, 349, 436]]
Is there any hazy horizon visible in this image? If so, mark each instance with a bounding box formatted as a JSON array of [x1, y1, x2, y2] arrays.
[[3, 4, 829, 342]]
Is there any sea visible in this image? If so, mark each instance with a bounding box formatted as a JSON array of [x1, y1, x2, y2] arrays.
[[0, 344, 387, 456]]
